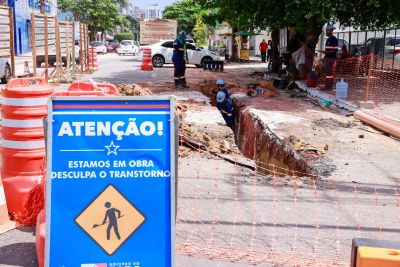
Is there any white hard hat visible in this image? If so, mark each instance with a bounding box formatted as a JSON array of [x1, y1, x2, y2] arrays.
[[216, 91, 226, 103], [216, 79, 225, 86]]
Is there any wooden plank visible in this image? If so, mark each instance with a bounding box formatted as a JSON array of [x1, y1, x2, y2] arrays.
[[31, 13, 37, 76], [0, 35, 10, 41], [0, 41, 10, 47], [0, 25, 10, 32], [36, 40, 56, 47], [0, 8, 8, 16], [0, 16, 9, 24], [45, 15, 49, 81], [35, 28, 56, 34], [9, 7, 14, 77]]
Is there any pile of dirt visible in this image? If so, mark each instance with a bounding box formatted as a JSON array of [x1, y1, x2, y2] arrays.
[[180, 123, 239, 154], [258, 80, 280, 96], [284, 135, 329, 160], [117, 83, 153, 96], [313, 118, 355, 128]]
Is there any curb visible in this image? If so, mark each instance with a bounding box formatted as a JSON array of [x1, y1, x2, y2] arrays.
[[296, 81, 358, 112]]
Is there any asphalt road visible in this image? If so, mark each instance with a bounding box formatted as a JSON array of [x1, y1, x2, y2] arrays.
[[89, 53, 198, 85]]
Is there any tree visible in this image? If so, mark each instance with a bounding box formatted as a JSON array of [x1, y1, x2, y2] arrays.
[[163, 0, 205, 34], [58, 0, 129, 40], [193, 14, 208, 45], [125, 15, 140, 41], [199, 0, 400, 74]]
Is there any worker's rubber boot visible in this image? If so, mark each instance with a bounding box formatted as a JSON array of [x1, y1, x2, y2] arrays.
[[174, 79, 182, 89], [180, 78, 190, 88]]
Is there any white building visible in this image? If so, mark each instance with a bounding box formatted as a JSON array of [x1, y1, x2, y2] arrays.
[[147, 4, 160, 19]]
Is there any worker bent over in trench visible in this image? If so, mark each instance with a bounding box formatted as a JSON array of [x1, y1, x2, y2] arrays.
[[102, 202, 121, 240], [216, 91, 235, 129]]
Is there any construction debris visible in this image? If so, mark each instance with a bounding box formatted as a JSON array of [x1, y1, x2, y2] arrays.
[[117, 83, 153, 96], [284, 135, 329, 160]]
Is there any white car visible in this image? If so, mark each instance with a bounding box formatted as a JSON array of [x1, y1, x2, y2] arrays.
[[143, 40, 224, 68], [90, 41, 107, 54], [117, 40, 139, 56], [0, 58, 12, 84]]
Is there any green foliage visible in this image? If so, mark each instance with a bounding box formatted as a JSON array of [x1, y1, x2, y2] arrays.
[[114, 32, 135, 42], [58, 0, 128, 32], [125, 15, 140, 41], [193, 14, 208, 45], [199, 0, 400, 34], [163, 0, 206, 34]]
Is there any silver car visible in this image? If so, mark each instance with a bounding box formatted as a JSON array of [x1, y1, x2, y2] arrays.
[[0, 58, 12, 84]]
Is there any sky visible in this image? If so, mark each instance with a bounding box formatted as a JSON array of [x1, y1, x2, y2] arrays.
[[133, 0, 176, 12]]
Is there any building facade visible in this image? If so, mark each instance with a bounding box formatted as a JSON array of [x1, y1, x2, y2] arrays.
[[147, 4, 160, 19], [7, 0, 57, 55]]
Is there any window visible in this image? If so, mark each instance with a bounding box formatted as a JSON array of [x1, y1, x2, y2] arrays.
[[121, 41, 133, 46], [161, 41, 173, 48], [186, 44, 196, 50]]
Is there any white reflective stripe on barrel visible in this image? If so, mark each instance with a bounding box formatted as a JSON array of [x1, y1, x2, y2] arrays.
[[1, 118, 44, 128], [1, 139, 45, 149], [2, 97, 49, 106]]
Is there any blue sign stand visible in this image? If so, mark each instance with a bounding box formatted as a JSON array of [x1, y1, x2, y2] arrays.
[[45, 97, 175, 267]]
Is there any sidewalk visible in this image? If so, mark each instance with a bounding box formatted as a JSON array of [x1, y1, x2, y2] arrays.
[[14, 52, 33, 77]]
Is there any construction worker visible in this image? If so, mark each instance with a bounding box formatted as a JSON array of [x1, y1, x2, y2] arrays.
[[259, 39, 268, 63], [102, 202, 121, 240], [172, 31, 189, 89], [216, 91, 234, 129], [212, 79, 230, 100], [320, 24, 338, 90]]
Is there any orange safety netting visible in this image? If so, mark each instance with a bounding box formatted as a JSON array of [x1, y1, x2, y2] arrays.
[[316, 55, 400, 104], [176, 133, 400, 266]]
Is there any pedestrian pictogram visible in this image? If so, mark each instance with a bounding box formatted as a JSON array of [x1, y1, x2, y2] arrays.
[[75, 185, 146, 255]]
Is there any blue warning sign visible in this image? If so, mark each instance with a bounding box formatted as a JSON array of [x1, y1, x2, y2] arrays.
[[46, 97, 175, 267]]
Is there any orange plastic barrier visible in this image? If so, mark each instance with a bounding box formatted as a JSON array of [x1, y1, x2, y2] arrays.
[[36, 209, 45, 267], [0, 78, 53, 214], [0, 178, 15, 234], [88, 47, 99, 71], [141, 48, 153, 71], [68, 81, 120, 96]]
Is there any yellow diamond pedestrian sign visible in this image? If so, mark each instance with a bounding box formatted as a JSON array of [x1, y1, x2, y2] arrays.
[[75, 184, 146, 255]]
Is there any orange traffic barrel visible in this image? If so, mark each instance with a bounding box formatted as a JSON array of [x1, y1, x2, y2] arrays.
[[36, 209, 45, 267], [88, 47, 99, 71], [68, 81, 120, 95], [1, 77, 54, 214], [141, 48, 153, 71]]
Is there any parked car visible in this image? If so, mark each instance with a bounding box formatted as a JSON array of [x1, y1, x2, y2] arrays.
[[357, 36, 400, 61], [117, 40, 139, 55], [0, 58, 12, 84], [36, 44, 80, 67], [141, 40, 224, 68], [90, 41, 107, 54], [106, 40, 120, 53]]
